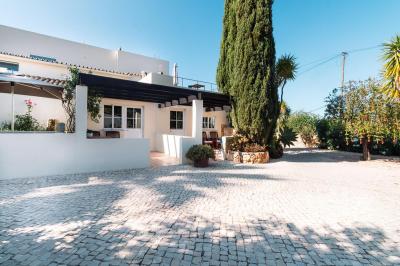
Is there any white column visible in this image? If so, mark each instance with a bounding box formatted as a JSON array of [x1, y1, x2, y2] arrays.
[[75, 85, 88, 138], [192, 99, 203, 144], [11, 82, 15, 131]]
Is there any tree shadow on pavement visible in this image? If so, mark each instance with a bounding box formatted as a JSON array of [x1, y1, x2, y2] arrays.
[[1, 163, 399, 265]]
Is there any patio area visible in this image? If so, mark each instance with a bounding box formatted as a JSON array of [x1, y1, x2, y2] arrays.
[[0, 148, 399, 265], [150, 152, 180, 167]]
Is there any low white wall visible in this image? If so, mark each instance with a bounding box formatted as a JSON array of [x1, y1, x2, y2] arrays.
[[0, 133, 150, 179], [140, 72, 173, 86], [159, 134, 198, 164]]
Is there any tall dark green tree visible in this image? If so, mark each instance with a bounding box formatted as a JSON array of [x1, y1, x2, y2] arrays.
[[217, 0, 278, 145]]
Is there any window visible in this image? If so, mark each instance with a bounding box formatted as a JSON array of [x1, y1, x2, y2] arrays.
[[127, 108, 141, 129], [202, 117, 216, 129], [104, 105, 122, 128], [0, 61, 19, 72], [170, 111, 183, 130]]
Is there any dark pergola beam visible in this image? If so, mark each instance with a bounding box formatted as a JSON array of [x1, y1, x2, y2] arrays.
[[79, 73, 231, 109]]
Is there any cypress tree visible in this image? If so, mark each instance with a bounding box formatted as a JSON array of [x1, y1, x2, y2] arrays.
[[217, 0, 278, 145]]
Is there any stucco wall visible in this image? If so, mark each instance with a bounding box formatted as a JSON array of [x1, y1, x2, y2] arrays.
[[0, 133, 150, 179], [140, 72, 174, 86], [88, 98, 203, 151]]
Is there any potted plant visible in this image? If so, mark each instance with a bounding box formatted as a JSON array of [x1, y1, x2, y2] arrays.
[[186, 144, 215, 167]]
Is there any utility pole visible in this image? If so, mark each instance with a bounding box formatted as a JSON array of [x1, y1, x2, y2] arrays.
[[341, 52, 348, 89], [340, 52, 348, 117]]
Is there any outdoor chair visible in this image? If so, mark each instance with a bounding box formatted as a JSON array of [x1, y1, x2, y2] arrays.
[[209, 131, 222, 149], [202, 132, 214, 146]]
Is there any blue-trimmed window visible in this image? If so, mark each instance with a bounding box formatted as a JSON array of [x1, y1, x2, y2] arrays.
[[0, 61, 19, 72]]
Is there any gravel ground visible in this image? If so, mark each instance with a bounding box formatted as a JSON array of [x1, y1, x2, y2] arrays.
[[0, 148, 399, 265]]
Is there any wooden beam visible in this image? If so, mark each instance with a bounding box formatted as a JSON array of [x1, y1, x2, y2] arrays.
[[223, 105, 231, 112], [179, 97, 188, 104], [214, 106, 222, 111], [165, 101, 171, 107], [172, 100, 179, 106], [188, 95, 197, 101], [159, 103, 165, 108]]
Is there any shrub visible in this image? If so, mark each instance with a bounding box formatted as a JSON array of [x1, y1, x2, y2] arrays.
[[186, 145, 215, 161], [229, 134, 251, 152], [0, 121, 11, 131], [288, 112, 318, 147], [14, 99, 44, 131], [279, 126, 297, 148]]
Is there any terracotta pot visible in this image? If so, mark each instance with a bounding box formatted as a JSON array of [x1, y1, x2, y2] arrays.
[[241, 151, 269, 164], [193, 158, 209, 167]]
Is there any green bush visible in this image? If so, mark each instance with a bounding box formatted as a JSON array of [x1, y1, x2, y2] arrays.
[[14, 99, 44, 131], [186, 145, 215, 161], [288, 112, 318, 146], [317, 119, 347, 150], [279, 126, 297, 148], [0, 121, 11, 131]]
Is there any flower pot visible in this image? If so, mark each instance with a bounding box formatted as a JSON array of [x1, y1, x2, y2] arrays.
[[193, 158, 209, 167], [242, 151, 269, 164]]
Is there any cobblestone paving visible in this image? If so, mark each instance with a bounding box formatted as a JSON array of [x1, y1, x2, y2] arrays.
[[1, 148, 399, 265]]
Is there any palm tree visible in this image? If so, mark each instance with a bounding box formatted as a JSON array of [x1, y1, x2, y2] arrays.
[[382, 35, 400, 99], [276, 54, 298, 110]]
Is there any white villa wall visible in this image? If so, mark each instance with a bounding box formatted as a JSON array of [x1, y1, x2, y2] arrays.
[[88, 98, 197, 152], [0, 25, 169, 74], [0, 86, 150, 179], [140, 72, 174, 86], [0, 133, 149, 179]]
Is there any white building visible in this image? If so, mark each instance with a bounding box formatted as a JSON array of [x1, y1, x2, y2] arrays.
[[0, 25, 231, 179]]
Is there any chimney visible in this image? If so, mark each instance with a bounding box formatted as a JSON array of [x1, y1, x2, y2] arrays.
[[173, 63, 178, 86]]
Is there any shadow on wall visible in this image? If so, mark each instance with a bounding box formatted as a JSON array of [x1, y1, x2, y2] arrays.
[[0, 164, 399, 264]]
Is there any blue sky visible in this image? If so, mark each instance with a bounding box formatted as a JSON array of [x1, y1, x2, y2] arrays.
[[1, 0, 399, 115]]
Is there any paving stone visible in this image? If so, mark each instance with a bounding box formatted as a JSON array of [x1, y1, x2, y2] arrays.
[[0, 154, 399, 265]]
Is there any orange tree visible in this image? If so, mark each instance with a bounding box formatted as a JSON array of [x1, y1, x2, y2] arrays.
[[343, 79, 400, 160]]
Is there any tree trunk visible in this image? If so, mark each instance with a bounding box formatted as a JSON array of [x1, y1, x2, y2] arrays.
[[362, 137, 371, 161]]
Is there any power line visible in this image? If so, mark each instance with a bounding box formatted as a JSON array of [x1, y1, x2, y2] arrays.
[[298, 53, 341, 69], [297, 54, 341, 76], [295, 44, 382, 77], [346, 45, 382, 54]]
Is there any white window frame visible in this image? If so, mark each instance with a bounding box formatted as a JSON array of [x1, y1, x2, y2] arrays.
[[202, 117, 216, 129], [103, 105, 122, 129], [170, 110, 184, 130], [126, 107, 142, 129]]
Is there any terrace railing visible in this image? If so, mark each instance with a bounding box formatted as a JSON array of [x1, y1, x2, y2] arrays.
[[176, 77, 219, 93]]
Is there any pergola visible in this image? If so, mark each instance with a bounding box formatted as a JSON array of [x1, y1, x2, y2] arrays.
[[0, 73, 63, 130], [79, 73, 231, 112]]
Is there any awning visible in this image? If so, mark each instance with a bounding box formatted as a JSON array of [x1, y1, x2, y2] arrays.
[[79, 73, 231, 111], [0, 73, 63, 99]]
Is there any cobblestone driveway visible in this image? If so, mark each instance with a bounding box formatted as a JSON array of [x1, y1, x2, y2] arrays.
[[1, 148, 399, 265]]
